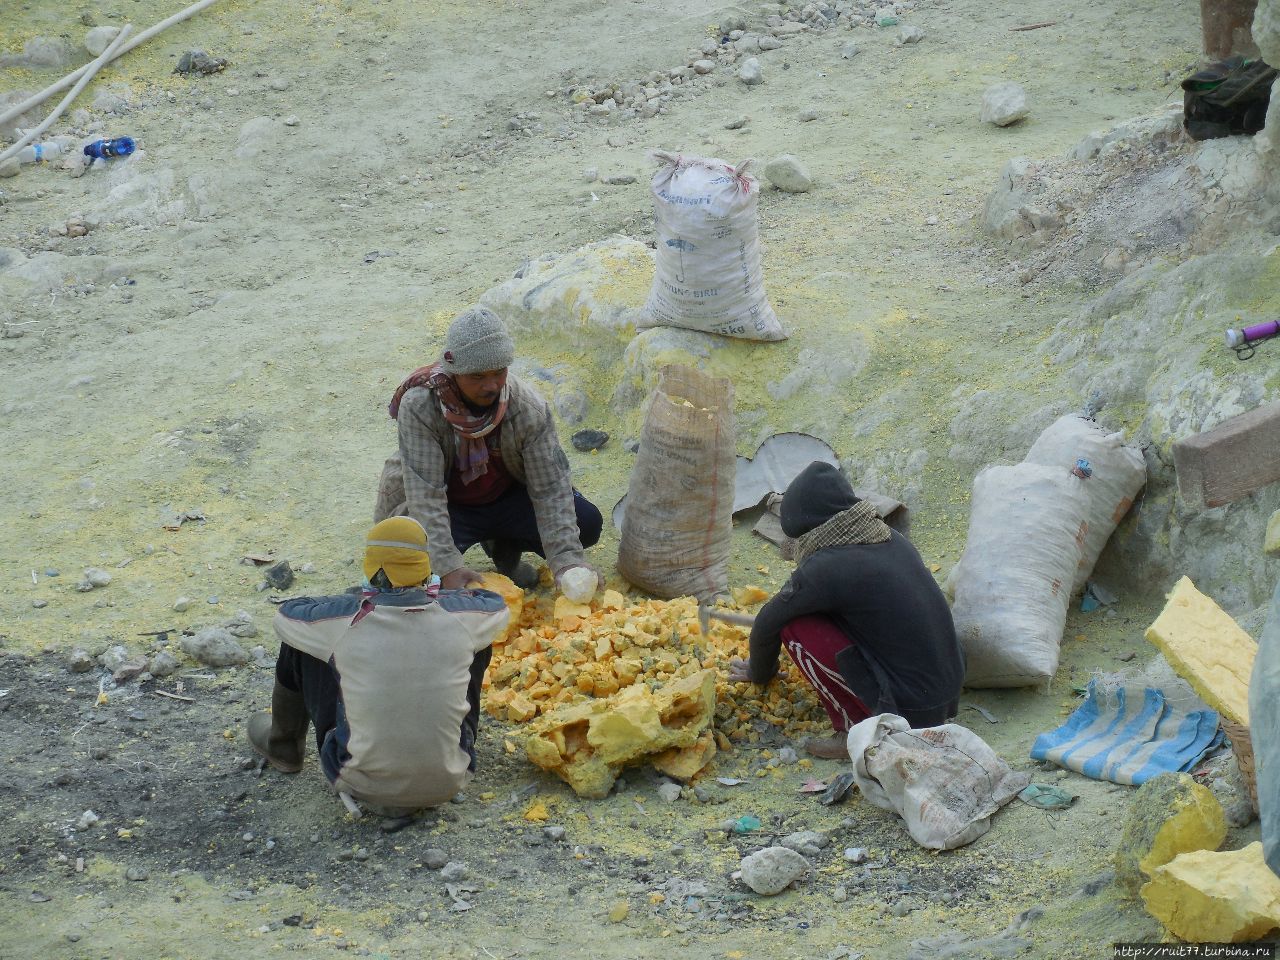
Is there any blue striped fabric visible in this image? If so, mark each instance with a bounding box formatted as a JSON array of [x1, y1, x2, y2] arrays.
[[1030, 679, 1223, 786]]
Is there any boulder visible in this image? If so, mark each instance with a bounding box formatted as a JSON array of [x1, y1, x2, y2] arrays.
[[613, 326, 726, 409], [980, 81, 1029, 127], [478, 237, 651, 355], [763, 154, 813, 193]]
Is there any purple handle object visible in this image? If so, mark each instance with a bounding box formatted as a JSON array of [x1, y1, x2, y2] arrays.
[[1225, 319, 1280, 349]]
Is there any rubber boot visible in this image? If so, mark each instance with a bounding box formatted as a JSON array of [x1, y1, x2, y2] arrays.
[[248, 682, 309, 773], [487, 540, 539, 590]]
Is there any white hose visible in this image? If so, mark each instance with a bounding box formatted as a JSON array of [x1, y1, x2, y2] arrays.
[[0, 24, 134, 166], [0, 0, 223, 131]]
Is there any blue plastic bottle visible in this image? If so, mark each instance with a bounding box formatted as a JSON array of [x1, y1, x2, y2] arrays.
[[83, 137, 136, 161]]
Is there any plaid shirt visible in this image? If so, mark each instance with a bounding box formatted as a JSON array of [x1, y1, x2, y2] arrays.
[[397, 374, 586, 577]]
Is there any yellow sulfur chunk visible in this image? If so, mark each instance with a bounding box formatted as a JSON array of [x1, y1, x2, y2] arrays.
[[732, 585, 770, 606], [1115, 773, 1226, 896], [508, 694, 537, 723], [1142, 842, 1280, 942], [600, 589, 626, 611], [652, 729, 717, 781], [1144, 576, 1256, 724], [523, 800, 550, 822], [524, 670, 716, 798], [554, 596, 592, 621]]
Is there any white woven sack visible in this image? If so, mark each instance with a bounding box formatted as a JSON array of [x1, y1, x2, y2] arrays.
[[641, 151, 786, 341], [952, 463, 1090, 688], [846, 714, 1030, 850], [1024, 416, 1146, 593]]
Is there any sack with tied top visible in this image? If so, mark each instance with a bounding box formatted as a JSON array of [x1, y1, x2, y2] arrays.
[[641, 151, 786, 341], [617, 365, 736, 601]]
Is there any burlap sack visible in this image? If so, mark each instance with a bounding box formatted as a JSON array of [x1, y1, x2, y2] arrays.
[[617, 365, 735, 601]]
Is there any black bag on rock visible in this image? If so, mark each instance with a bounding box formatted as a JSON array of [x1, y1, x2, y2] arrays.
[[1182, 56, 1278, 141]]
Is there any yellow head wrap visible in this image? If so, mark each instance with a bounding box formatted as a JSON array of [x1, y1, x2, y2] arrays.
[[363, 517, 431, 588]]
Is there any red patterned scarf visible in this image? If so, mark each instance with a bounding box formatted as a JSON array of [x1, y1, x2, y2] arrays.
[[389, 362, 509, 485]]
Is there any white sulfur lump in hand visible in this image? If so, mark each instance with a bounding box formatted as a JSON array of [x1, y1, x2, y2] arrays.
[[560, 567, 598, 603]]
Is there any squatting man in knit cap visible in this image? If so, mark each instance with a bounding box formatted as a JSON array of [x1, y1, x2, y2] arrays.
[[247, 517, 510, 811], [375, 306, 602, 595], [728, 462, 965, 759]]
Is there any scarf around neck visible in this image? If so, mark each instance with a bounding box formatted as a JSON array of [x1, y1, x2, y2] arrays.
[[793, 500, 891, 565], [389, 362, 510, 485]]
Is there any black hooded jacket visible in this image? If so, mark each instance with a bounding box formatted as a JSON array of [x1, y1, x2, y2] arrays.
[[747, 462, 964, 727]]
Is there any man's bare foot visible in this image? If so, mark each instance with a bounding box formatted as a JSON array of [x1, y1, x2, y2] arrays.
[[804, 733, 850, 760]]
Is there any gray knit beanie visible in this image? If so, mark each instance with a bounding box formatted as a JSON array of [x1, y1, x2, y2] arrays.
[[441, 307, 516, 375]]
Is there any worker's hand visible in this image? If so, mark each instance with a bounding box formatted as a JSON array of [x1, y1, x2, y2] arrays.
[[727, 657, 752, 684], [441, 567, 484, 591]]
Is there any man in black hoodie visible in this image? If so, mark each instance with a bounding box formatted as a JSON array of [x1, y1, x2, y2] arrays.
[[728, 461, 964, 758]]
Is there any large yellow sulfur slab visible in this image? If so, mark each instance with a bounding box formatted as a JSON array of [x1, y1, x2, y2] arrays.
[[1115, 773, 1226, 896], [1142, 842, 1280, 942], [1143, 576, 1256, 724], [524, 669, 716, 798]]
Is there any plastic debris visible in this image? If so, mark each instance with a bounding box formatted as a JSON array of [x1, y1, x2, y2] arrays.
[[1018, 784, 1076, 810]]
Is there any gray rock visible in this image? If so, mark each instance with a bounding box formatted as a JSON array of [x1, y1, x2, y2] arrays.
[[263, 560, 294, 590], [422, 849, 449, 869], [764, 154, 813, 193], [268, 77, 290, 91], [898, 23, 926, 44], [32, 598, 48, 609], [180, 627, 249, 667], [99, 645, 130, 672], [738, 57, 763, 85], [223, 610, 258, 639], [173, 596, 193, 613], [0, 159, 19, 179], [543, 826, 567, 842], [980, 81, 1029, 127], [3, 37, 76, 70], [68, 650, 94, 673], [84, 26, 123, 57], [780, 830, 830, 857], [798, 108, 820, 122], [602, 173, 636, 185], [844, 846, 868, 862], [657, 782, 683, 803], [148, 651, 179, 678], [81, 567, 112, 589], [740, 846, 809, 895], [692, 59, 716, 75], [113, 658, 148, 683], [777, 746, 799, 764], [840, 41, 860, 59], [440, 861, 469, 882], [91, 90, 128, 114], [174, 50, 228, 75], [758, 35, 784, 51], [75, 810, 100, 830], [235, 116, 276, 161], [125, 866, 149, 882]]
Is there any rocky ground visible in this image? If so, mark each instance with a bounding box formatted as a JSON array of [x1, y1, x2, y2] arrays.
[[1, 0, 1276, 956]]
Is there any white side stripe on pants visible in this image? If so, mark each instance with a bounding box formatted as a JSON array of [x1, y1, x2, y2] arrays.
[[785, 639, 858, 730]]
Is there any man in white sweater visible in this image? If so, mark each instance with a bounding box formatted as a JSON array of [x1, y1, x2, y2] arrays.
[[247, 516, 509, 811]]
